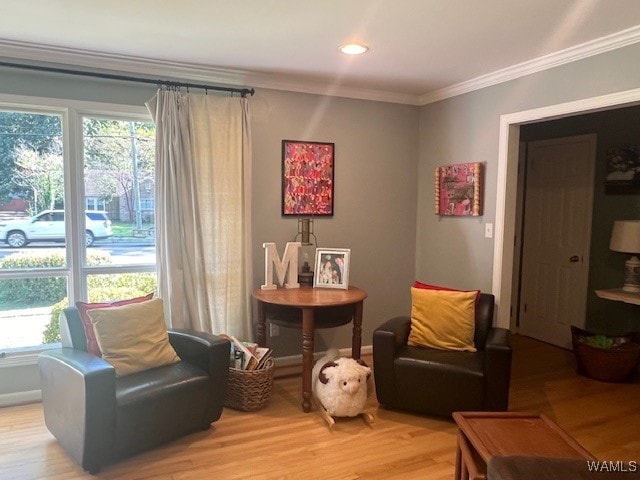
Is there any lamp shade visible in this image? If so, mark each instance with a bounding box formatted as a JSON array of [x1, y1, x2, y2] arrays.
[[610, 220, 640, 254]]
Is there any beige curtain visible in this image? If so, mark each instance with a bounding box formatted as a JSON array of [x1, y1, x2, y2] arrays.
[[146, 89, 253, 339]]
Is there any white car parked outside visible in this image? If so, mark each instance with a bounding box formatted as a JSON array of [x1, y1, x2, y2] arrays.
[[0, 210, 112, 247]]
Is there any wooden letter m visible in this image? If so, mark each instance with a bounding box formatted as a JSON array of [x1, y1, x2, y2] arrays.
[[261, 242, 301, 290]]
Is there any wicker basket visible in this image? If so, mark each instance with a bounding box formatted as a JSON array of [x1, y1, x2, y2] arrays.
[[571, 326, 640, 383], [224, 358, 275, 411]]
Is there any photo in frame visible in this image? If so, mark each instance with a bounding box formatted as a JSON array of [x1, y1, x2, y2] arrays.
[[605, 145, 640, 194], [282, 140, 334, 216], [434, 162, 483, 216], [313, 248, 350, 289]]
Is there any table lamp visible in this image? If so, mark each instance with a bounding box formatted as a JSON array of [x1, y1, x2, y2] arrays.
[[294, 218, 317, 285], [609, 220, 640, 292]]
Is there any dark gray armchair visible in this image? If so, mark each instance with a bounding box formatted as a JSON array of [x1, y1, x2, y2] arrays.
[[373, 293, 512, 417], [38, 306, 230, 474]]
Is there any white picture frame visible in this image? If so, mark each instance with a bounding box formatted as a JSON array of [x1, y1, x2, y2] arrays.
[[313, 248, 350, 289]]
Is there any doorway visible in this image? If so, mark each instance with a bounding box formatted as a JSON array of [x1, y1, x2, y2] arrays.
[[492, 87, 640, 332], [514, 135, 596, 348]]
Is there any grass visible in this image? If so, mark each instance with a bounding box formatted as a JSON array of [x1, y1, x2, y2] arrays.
[[110, 221, 154, 237]]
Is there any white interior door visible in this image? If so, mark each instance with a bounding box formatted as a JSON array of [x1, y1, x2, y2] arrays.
[[518, 134, 596, 348]]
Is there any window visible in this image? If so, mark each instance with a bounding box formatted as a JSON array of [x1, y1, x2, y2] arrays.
[[83, 116, 156, 266], [0, 99, 156, 354], [86, 197, 107, 211], [140, 198, 155, 211]]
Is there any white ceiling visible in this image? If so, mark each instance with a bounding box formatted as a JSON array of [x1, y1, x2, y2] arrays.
[[1, 0, 640, 105]]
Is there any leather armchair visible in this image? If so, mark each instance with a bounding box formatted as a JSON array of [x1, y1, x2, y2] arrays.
[[38, 307, 230, 474], [373, 293, 512, 417]]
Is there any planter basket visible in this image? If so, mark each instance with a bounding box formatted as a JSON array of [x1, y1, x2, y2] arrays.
[[571, 326, 640, 383], [224, 358, 275, 411]]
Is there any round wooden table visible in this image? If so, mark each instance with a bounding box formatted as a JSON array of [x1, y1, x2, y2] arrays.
[[253, 286, 367, 412]]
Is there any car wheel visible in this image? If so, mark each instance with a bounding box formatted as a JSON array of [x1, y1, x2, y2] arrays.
[[85, 231, 95, 247], [7, 231, 27, 248]]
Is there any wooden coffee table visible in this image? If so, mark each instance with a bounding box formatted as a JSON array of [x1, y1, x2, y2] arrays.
[[452, 412, 595, 480]]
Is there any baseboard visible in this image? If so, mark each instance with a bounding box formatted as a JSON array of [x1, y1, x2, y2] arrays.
[[273, 344, 372, 378], [0, 389, 41, 408]]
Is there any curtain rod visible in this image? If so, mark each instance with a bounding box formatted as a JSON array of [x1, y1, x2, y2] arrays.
[[0, 60, 255, 97]]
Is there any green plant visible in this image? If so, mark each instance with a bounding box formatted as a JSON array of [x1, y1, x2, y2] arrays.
[[578, 334, 614, 349], [41, 272, 156, 344], [87, 273, 156, 292], [42, 298, 68, 344], [0, 250, 111, 304]]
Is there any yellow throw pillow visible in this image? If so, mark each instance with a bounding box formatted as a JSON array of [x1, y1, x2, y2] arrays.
[[88, 298, 180, 377], [408, 287, 477, 352]]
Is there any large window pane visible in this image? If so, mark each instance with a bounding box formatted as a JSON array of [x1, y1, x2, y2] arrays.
[[83, 118, 155, 267], [0, 109, 69, 352]]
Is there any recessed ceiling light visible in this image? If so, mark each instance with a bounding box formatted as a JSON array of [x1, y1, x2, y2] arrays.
[[339, 43, 369, 55]]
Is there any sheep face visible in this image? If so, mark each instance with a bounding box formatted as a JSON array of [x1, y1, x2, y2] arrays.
[[319, 358, 371, 395]]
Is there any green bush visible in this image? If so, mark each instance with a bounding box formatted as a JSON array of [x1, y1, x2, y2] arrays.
[[0, 251, 111, 304], [87, 272, 156, 293], [42, 298, 68, 345], [42, 272, 157, 344]]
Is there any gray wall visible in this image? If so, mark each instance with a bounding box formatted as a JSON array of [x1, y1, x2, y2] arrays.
[[251, 89, 418, 355], [520, 106, 640, 334], [416, 43, 640, 315], [0, 363, 40, 398]]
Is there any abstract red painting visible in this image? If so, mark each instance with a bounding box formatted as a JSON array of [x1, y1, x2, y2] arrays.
[[282, 140, 334, 216]]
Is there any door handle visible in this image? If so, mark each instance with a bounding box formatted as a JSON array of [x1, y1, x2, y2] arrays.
[[569, 255, 580, 263]]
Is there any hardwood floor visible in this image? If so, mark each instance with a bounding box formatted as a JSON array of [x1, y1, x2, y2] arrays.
[[1, 334, 639, 480]]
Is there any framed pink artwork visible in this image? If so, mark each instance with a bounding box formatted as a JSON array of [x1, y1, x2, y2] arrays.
[[282, 140, 334, 216], [434, 162, 483, 216]]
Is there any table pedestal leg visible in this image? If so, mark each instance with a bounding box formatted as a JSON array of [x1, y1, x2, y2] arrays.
[[301, 307, 314, 413], [351, 300, 363, 359]]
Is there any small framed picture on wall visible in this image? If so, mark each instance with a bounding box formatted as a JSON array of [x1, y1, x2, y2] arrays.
[[605, 145, 640, 194], [434, 162, 483, 216], [313, 248, 350, 289]]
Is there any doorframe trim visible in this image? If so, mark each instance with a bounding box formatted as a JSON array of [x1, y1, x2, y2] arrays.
[[492, 88, 640, 328]]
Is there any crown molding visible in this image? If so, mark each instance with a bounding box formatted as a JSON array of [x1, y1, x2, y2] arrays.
[[1, 24, 639, 107], [0, 39, 251, 87], [419, 25, 640, 106]]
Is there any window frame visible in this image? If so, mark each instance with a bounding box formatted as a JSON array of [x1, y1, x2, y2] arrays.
[[86, 197, 107, 211], [0, 93, 156, 360]]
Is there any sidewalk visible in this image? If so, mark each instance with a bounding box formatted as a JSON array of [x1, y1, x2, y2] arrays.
[[0, 306, 52, 350], [0, 306, 51, 318]]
